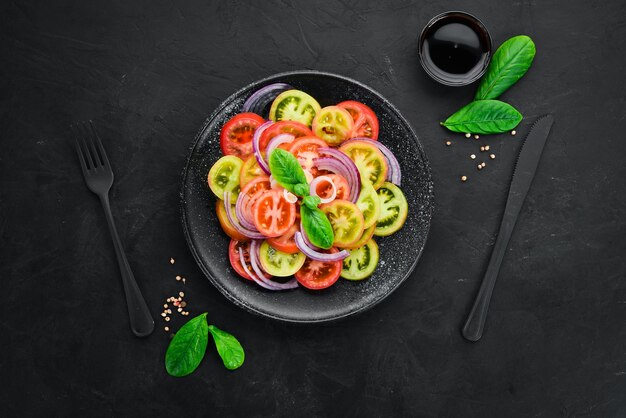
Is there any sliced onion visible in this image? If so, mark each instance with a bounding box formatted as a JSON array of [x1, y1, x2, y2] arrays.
[[309, 175, 336, 204], [283, 188, 298, 203], [343, 138, 401, 186], [235, 192, 258, 231], [294, 232, 349, 262], [238, 247, 282, 290], [266, 133, 295, 160], [250, 240, 298, 290], [242, 83, 293, 115], [315, 148, 361, 203], [252, 121, 273, 174], [224, 192, 266, 239]]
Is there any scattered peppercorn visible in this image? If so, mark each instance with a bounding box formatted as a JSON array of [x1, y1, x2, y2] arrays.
[[175, 275, 181, 281], [490, 154, 496, 159], [474, 135, 480, 139], [170, 258, 175, 265], [446, 141, 452, 146], [470, 154, 476, 159], [511, 130, 517, 136], [480, 146, 485, 152], [465, 133, 471, 138], [164, 327, 170, 332], [461, 176, 467, 182]]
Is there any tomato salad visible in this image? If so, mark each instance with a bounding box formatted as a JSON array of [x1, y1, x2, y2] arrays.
[[207, 84, 407, 291]]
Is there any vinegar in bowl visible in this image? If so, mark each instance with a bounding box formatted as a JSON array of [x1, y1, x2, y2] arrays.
[[419, 11, 492, 86]]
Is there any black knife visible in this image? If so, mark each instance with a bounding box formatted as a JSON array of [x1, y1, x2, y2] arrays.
[[462, 114, 554, 342]]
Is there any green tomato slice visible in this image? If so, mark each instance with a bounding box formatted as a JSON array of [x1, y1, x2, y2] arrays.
[[356, 180, 380, 229], [208, 155, 243, 200], [269, 90, 321, 127], [312, 106, 354, 146], [339, 140, 388, 190], [340, 239, 379, 281], [374, 182, 408, 236], [320, 200, 365, 248], [259, 240, 306, 277]]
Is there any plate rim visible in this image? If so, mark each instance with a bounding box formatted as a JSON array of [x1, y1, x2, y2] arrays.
[[180, 70, 434, 323]]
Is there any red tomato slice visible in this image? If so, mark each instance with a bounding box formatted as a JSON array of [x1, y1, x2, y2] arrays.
[[337, 101, 379, 140], [315, 174, 350, 201], [220, 113, 266, 158], [267, 222, 300, 254], [252, 189, 296, 237], [239, 176, 271, 223], [229, 239, 271, 281], [288, 136, 328, 175], [295, 248, 342, 290], [228, 239, 253, 280], [260, 121, 314, 151]]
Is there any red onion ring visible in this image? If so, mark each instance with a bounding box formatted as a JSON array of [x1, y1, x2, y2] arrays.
[[294, 232, 349, 262], [235, 192, 258, 231], [249, 240, 298, 290], [309, 175, 336, 204], [342, 138, 401, 186], [242, 83, 292, 116], [252, 121, 273, 174], [223, 192, 266, 239], [238, 247, 282, 290], [314, 151, 360, 203], [266, 133, 295, 160]]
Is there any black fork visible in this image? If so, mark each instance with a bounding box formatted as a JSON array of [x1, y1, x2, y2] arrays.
[[72, 121, 154, 337]]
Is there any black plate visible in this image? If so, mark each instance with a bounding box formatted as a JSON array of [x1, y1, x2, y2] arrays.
[[181, 71, 434, 323]]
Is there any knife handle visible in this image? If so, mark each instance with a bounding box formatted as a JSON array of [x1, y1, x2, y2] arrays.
[[462, 217, 516, 342]]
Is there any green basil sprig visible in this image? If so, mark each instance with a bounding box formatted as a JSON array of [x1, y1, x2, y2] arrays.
[[475, 35, 536, 100], [441, 35, 535, 135], [165, 313, 244, 377], [208, 325, 245, 370], [165, 313, 209, 377], [441, 100, 522, 134], [268, 149, 334, 248]]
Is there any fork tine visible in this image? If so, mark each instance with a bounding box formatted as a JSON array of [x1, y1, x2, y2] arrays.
[[71, 124, 90, 174], [83, 121, 102, 168], [76, 122, 96, 170], [89, 120, 110, 169]]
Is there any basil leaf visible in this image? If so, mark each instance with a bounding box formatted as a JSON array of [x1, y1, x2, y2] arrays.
[[165, 313, 209, 377], [208, 325, 245, 370], [302, 195, 321, 210], [269, 148, 309, 196], [294, 183, 310, 197], [301, 204, 334, 249], [441, 100, 522, 134], [475, 35, 536, 100]]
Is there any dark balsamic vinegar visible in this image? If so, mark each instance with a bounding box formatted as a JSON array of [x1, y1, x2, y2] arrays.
[[419, 12, 491, 85]]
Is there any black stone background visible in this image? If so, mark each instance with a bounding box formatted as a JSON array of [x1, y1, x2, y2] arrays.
[[1, 0, 625, 416]]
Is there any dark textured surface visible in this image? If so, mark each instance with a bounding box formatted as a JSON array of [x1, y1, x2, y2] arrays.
[[182, 71, 433, 322], [1, 0, 625, 416]]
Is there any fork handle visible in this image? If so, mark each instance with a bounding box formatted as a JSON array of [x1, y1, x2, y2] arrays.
[[99, 193, 154, 337]]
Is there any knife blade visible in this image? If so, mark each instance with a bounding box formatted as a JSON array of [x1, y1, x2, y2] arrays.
[[462, 114, 554, 342]]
